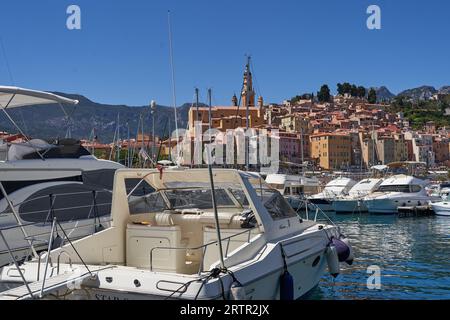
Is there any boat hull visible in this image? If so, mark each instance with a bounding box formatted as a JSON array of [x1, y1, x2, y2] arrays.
[[56, 251, 329, 300], [308, 199, 333, 212], [365, 197, 432, 214], [332, 199, 368, 213], [430, 203, 450, 216]]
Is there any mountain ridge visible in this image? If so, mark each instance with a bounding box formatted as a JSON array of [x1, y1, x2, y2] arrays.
[[1, 85, 449, 141]]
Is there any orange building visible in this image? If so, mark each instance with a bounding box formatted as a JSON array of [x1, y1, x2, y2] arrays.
[[310, 133, 352, 170]]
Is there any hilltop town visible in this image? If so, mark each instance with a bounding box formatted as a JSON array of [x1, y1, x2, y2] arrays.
[[1, 63, 449, 172], [182, 63, 450, 172]]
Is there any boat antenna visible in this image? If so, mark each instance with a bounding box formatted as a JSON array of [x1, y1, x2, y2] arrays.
[[167, 10, 180, 165]]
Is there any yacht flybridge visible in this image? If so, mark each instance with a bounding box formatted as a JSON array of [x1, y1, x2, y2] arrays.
[[0, 86, 124, 266], [265, 173, 320, 210], [0, 168, 353, 300]]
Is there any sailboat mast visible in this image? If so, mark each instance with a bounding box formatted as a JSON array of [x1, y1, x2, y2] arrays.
[[372, 122, 375, 166], [300, 127, 304, 175], [168, 11, 180, 165], [116, 113, 120, 163], [245, 56, 250, 170], [208, 88, 212, 132], [195, 87, 199, 121], [126, 122, 130, 167]]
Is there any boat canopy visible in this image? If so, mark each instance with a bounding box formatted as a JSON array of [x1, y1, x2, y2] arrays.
[[125, 168, 268, 192], [0, 86, 78, 110]]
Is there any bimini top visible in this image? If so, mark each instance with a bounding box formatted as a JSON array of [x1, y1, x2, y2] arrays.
[[0, 86, 79, 109], [121, 168, 268, 191]]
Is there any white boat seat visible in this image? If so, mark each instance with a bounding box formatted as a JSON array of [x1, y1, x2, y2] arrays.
[[126, 224, 185, 272]]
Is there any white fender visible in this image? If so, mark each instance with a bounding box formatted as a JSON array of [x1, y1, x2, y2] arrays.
[[230, 281, 246, 300], [326, 245, 340, 277]]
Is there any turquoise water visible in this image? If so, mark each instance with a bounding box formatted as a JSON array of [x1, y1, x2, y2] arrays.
[[309, 214, 450, 300]]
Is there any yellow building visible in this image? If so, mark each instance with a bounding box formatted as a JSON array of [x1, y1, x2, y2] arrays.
[[280, 114, 310, 133], [310, 133, 352, 170], [393, 134, 408, 162], [188, 106, 265, 134]]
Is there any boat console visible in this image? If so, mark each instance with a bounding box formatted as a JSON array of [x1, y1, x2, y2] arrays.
[[125, 209, 259, 274]]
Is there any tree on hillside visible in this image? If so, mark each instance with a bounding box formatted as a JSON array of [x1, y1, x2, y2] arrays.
[[357, 86, 366, 98], [291, 93, 314, 104], [350, 85, 358, 97], [337, 83, 344, 95], [337, 82, 365, 97], [368, 88, 377, 104], [317, 85, 331, 103]]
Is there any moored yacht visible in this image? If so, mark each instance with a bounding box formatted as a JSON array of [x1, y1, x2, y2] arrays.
[[0, 86, 125, 266], [364, 175, 439, 214], [265, 173, 320, 210], [430, 194, 450, 216], [308, 177, 357, 212], [0, 168, 353, 300], [332, 178, 383, 213]]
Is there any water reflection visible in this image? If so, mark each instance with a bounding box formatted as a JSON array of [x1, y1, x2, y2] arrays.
[[310, 214, 450, 300]]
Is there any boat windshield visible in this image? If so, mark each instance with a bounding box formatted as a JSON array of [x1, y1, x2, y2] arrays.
[[129, 188, 240, 213], [376, 185, 421, 193], [128, 186, 297, 220]]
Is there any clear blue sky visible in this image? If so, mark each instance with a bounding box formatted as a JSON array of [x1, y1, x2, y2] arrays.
[[0, 0, 449, 106]]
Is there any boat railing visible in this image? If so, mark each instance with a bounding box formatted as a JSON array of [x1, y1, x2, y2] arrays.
[[0, 216, 93, 300], [149, 227, 255, 274], [296, 197, 338, 228], [0, 188, 114, 272], [56, 251, 73, 274]]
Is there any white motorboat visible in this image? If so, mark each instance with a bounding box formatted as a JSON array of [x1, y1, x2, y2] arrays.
[[364, 175, 439, 214], [0, 86, 125, 266], [265, 173, 320, 210], [308, 177, 357, 212], [430, 195, 450, 216], [332, 178, 383, 213], [0, 168, 353, 300]]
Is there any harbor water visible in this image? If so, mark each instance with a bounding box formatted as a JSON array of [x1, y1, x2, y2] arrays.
[[309, 214, 450, 300]]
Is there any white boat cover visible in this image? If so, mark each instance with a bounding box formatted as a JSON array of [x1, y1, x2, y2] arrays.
[[7, 139, 53, 161], [0, 86, 78, 109]]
